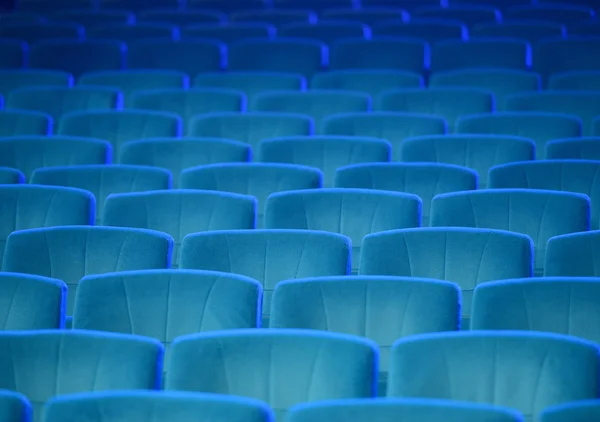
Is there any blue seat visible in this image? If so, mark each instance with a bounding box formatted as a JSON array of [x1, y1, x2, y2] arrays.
[[87, 22, 178, 43], [399, 134, 535, 187], [2, 226, 174, 314], [287, 398, 524, 422], [0, 22, 83, 43], [489, 160, 600, 230], [0, 136, 110, 182], [549, 71, 600, 91], [7, 86, 121, 121], [73, 269, 261, 378], [29, 40, 125, 78], [359, 227, 533, 327], [279, 21, 369, 45], [259, 136, 391, 188], [321, 8, 408, 26], [0, 168, 24, 184], [506, 92, 600, 136], [431, 189, 591, 276], [44, 391, 273, 422], [0, 273, 66, 330], [189, 112, 313, 151], [265, 189, 422, 273], [251, 90, 371, 131], [505, 4, 594, 26], [372, 19, 467, 44], [180, 163, 321, 227], [271, 276, 460, 395], [104, 190, 256, 265], [230, 9, 317, 26], [311, 70, 423, 98], [0, 69, 72, 98], [472, 277, 600, 345], [0, 185, 94, 261], [546, 138, 600, 160], [229, 39, 326, 78], [182, 22, 274, 44], [412, 5, 500, 26], [78, 70, 187, 106], [388, 331, 600, 421], [470, 21, 565, 44], [131, 88, 246, 128], [456, 112, 582, 159], [119, 138, 251, 188], [0, 11, 44, 24], [31, 164, 171, 225], [0, 39, 26, 69], [0, 391, 30, 422], [0, 330, 163, 420], [49, 9, 134, 26], [429, 70, 540, 111], [180, 229, 351, 324], [0, 110, 52, 137], [377, 88, 494, 131], [58, 110, 183, 161], [128, 40, 226, 75], [533, 38, 600, 82], [545, 231, 600, 277], [323, 112, 448, 161], [431, 39, 530, 73], [330, 38, 428, 74], [335, 163, 478, 225], [166, 329, 378, 420], [541, 400, 600, 422], [138, 9, 226, 25], [194, 72, 306, 100]]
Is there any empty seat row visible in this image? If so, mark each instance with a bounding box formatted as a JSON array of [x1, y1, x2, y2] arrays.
[[2, 37, 600, 77], [0, 328, 598, 421]]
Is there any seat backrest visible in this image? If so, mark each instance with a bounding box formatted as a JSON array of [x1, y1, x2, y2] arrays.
[[545, 231, 600, 277], [103, 190, 256, 265], [43, 391, 273, 422], [287, 398, 524, 422], [265, 189, 422, 273], [472, 277, 600, 345], [489, 160, 600, 229], [0, 136, 111, 181], [259, 136, 391, 188], [73, 269, 261, 376], [31, 164, 172, 225], [376, 88, 494, 131], [252, 90, 371, 130], [194, 72, 306, 100], [58, 110, 183, 160], [228, 39, 326, 77], [0, 391, 30, 422], [118, 138, 251, 188], [180, 163, 322, 227], [541, 400, 600, 422], [0, 110, 52, 137], [546, 138, 600, 160], [2, 226, 174, 314], [335, 163, 477, 224], [311, 70, 423, 98], [456, 112, 582, 159], [399, 134, 535, 187], [0, 185, 94, 261], [505, 91, 600, 136], [180, 229, 351, 324], [388, 331, 600, 422], [128, 39, 226, 75], [0, 330, 163, 420], [189, 112, 313, 151], [29, 40, 125, 78], [0, 273, 66, 330], [359, 227, 534, 323], [166, 329, 378, 421], [323, 112, 448, 161], [0, 167, 24, 184], [0, 69, 72, 98], [431, 189, 590, 275]]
